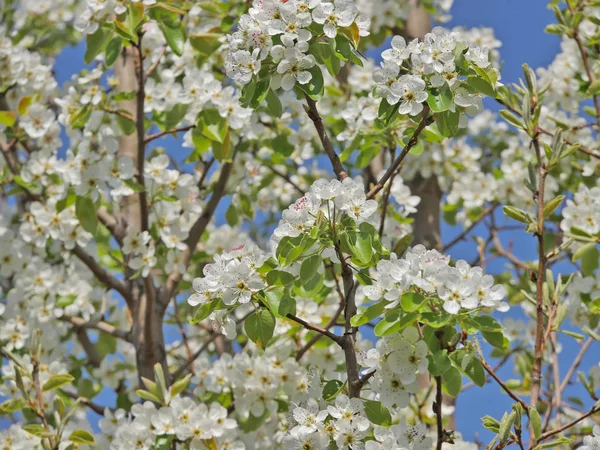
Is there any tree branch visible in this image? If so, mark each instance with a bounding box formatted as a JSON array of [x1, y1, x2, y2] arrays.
[[286, 314, 341, 344], [304, 94, 349, 180], [367, 106, 432, 199], [60, 315, 130, 341], [144, 125, 196, 144], [72, 246, 134, 308]]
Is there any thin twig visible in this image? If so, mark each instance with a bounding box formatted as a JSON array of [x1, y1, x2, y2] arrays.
[[367, 106, 432, 199], [286, 314, 341, 344], [479, 358, 529, 410], [144, 125, 195, 144]]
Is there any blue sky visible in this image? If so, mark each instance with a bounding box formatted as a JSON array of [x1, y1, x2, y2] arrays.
[[47, 0, 598, 443]]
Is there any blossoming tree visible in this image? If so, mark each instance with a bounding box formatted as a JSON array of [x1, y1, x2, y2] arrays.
[[0, 0, 599, 448]]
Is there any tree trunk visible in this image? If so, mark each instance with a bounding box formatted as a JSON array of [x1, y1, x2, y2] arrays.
[[403, 1, 457, 431], [115, 48, 168, 385]]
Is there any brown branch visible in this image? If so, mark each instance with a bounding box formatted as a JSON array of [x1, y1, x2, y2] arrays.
[[479, 358, 529, 410], [263, 163, 306, 196], [144, 46, 167, 80], [296, 298, 344, 360], [144, 125, 196, 144], [567, 0, 600, 126], [172, 298, 196, 376], [74, 328, 102, 368], [101, 107, 134, 121], [558, 330, 598, 394], [286, 314, 341, 344], [304, 94, 349, 180], [60, 315, 130, 341], [170, 311, 252, 380], [434, 375, 445, 450], [537, 406, 600, 443], [63, 390, 108, 417], [367, 106, 431, 199], [442, 204, 497, 252], [72, 246, 134, 308], [133, 40, 149, 233]]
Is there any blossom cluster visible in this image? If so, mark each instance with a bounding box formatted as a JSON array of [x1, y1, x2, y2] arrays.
[[364, 245, 509, 314], [189, 243, 267, 309], [359, 327, 428, 409], [272, 177, 377, 245], [225, 0, 370, 88], [101, 398, 239, 450], [373, 27, 493, 116], [285, 395, 432, 450], [560, 181, 600, 237]]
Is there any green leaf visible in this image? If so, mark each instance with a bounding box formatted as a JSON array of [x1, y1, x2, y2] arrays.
[[465, 76, 497, 98], [426, 83, 453, 112], [170, 374, 192, 398], [502, 205, 532, 224], [197, 108, 227, 143], [127, 4, 145, 35], [70, 430, 95, 445], [278, 294, 296, 317], [245, 309, 276, 349], [436, 109, 460, 137], [116, 114, 136, 135], [420, 311, 451, 328], [17, 96, 33, 116], [225, 203, 238, 226], [428, 350, 452, 376], [136, 389, 161, 403], [298, 66, 324, 99], [350, 232, 373, 264], [23, 424, 54, 438], [159, 22, 186, 56], [587, 79, 600, 97], [42, 374, 75, 392], [0, 398, 23, 414], [266, 270, 295, 286], [164, 104, 189, 131], [471, 316, 503, 332], [300, 255, 320, 283], [272, 134, 295, 157], [529, 407, 542, 440], [189, 299, 223, 324], [499, 110, 524, 129], [105, 37, 122, 67], [498, 411, 515, 444], [573, 243, 599, 277], [189, 33, 222, 56], [351, 301, 388, 327], [322, 380, 344, 401], [266, 89, 283, 117], [75, 196, 98, 235], [84, 27, 112, 64], [543, 195, 565, 217], [0, 111, 17, 127], [481, 330, 510, 350], [441, 365, 462, 397], [544, 195, 565, 217], [400, 292, 426, 312], [451, 349, 485, 387], [363, 400, 391, 426]]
